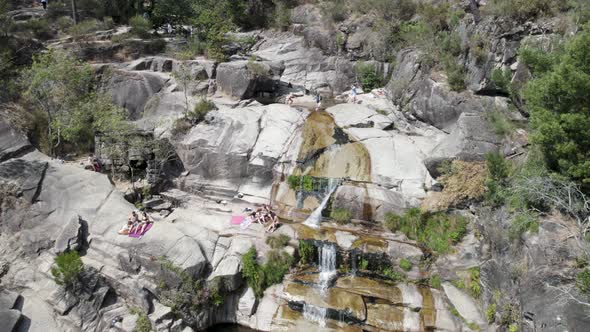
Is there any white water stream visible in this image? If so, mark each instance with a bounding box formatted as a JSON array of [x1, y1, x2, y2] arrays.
[[302, 178, 340, 228], [302, 243, 337, 328]]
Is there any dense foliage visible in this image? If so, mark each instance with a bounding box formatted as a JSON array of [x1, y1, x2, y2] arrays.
[[241, 247, 293, 298], [525, 25, 590, 187], [384, 208, 467, 254]]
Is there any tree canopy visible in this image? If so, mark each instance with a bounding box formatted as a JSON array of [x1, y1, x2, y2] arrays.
[[525, 24, 590, 186]]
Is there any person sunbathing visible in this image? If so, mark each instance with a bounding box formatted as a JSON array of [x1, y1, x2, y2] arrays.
[[118, 220, 134, 235], [266, 213, 280, 233], [135, 211, 153, 237]]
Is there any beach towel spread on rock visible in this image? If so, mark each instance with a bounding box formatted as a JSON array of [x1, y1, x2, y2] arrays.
[[129, 223, 153, 238], [231, 215, 245, 225]]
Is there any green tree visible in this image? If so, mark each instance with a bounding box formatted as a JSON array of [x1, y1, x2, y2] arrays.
[[151, 0, 194, 28], [51, 251, 84, 287], [21, 50, 128, 156], [525, 26, 590, 186]]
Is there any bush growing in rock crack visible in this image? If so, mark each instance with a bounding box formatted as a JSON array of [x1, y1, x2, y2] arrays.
[[266, 234, 290, 249], [242, 247, 293, 298], [330, 208, 352, 225], [51, 250, 84, 288]]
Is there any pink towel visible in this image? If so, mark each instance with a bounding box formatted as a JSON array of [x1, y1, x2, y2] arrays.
[[231, 215, 245, 225], [129, 223, 153, 238]]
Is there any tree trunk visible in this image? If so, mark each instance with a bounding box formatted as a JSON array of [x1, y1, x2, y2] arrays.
[[71, 0, 78, 25]]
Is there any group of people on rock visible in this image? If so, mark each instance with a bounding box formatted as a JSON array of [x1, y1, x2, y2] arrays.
[[247, 204, 280, 233], [118, 210, 152, 238]]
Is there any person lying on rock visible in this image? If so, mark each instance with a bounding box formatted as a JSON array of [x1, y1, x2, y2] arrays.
[[136, 211, 153, 238], [266, 213, 280, 233], [118, 220, 134, 235]]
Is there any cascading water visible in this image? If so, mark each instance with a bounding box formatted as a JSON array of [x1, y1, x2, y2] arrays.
[[302, 243, 337, 328], [303, 178, 340, 228]]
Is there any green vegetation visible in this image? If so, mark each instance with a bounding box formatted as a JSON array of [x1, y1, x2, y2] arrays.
[[51, 251, 84, 287], [330, 208, 352, 225], [158, 257, 223, 316], [485, 109, 516, 137], [491, 68, 513, 95], [382, 267, 405, 282], [576, 268, 590, 293], [130, 308, 152, 332], [468, 267, 482, 299], [298, 240, 316, 265], [399, 259, 412, 271], [21, 50, 128, 156], [525, 26, 590, 187], [129, 15, 151, 38], [241, 247, 293, 298], [188, 99, 216, 124], [444, 57, 466, 92], [429, 274, 442, 289], [384, 208, 468, 254], [486, 303, 497, 323], [356, 61, 381, 91], [247, 57, 269, 77], [286, 175, 316, 192], [266, 234, 290, 249], [484, 0, 568, 22], [508, 211, 539, 241]]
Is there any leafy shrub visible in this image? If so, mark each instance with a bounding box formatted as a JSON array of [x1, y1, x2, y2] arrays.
[[176, 37, 206, 60], [302, 175, 313, 192], [491, 68, 512, 94], [69, 19, 103, 38], [484, 0, 567, 22], [508, 211, 539, 241], [518, 47, 556, 76], [576, 268, 590, 293], [266, 234, 290, 249], [273, 0, 292, 30], [287, 175, 300, 190], [23, 18, 53, 40], [439, 32, 462, 57], [384, 208, 468, 254], [382, 267, 405, 282], [51, 251, 84, 287], [485, 109, 515, 137], [429, 274, 442, 288], [158, 257, 222, 315], [130, 308, 152, 332], [417, 2, 451, 31], [484, 152, 511, 206], [242, 247, 293, 298], [356, 61, 381, 91], [247, 57, 269, 77], [399, 259, 412, 271], [103, 17, 115, 30], [330, 208, 352, 225], [470, 33, 489, 64], [56, 16, 73, 31], [129, 15, 151, 38], [444, 57, 466, 92], [486, 303, 497, 323], [468, 267, 481, 298], [298, 240, 316, 265], [188, 99, 216, 124], [320, 0, 347, 22]]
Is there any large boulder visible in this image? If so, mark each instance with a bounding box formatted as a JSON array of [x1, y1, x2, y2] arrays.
[[216, 60, 284, 100], [0, 121, 32, 162], [0, 309, 22, 332], [100, 66, 170, 120], [424, 112, 500, 177], [331, 183, 406, 222]]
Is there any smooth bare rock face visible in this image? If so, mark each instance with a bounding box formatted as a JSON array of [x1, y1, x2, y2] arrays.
[[442, 282, 486, 328], [331, 183, 406, 221], [102, 67, 170, 120], [0, 121, 32, 162], [386, 49, 506, 131], [216, 60, 284, 100], [0, 309, 22, 332], [424, 112, 500, 177], [54, 214, 87, 254], [0, 158, 47, 204], [253, 31, 356, 94], [0, 289, 20, 311], [175, 104, 305, 199]]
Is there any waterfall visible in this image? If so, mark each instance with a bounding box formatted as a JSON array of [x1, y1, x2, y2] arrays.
[[318, 243, 337, 294], [303, 303, 328, 328], [302, 243, 337, 327], [303, 178, 340, 228]]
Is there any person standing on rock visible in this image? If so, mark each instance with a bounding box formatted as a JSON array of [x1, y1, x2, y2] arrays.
[[315, 92, 322, 111], [41, 0, 47, 10], [351, 84, 357, 104]]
